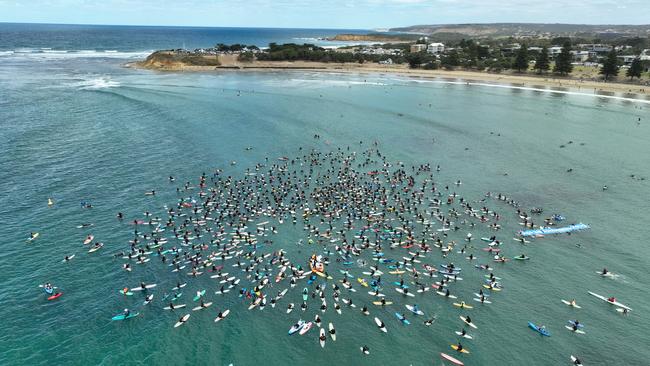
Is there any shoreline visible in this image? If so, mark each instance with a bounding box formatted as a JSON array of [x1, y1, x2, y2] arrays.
[[126, 60, 650, 99]]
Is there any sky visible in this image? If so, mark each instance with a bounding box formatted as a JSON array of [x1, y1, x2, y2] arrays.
[[0, 0, 649, 29]]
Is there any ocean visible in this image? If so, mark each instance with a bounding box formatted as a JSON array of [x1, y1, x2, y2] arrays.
[[1, 23, 649, 366]]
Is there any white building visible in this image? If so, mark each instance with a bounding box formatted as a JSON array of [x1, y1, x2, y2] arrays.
[[427, 43, 445, 54]]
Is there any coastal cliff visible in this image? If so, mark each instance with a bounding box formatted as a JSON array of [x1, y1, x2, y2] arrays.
[[136, 51, 221, 70], [328, 33, 413, 42]]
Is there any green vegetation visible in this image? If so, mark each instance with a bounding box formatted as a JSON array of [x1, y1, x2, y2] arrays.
[[534, 46, 550, 74], [553, 42, 573, 75], [512, 44, 529, 72], [627, 58, 643, 80], [600, 49, 619, 80]]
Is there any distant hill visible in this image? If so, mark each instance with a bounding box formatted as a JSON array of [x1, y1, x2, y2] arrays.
[[390, 23, 650, 39]]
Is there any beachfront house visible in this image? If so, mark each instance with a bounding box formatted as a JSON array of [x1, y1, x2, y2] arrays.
[[427, 43, 445, 54], [410, 44, 427, 53]]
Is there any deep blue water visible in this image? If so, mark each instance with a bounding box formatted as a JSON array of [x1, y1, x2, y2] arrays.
[[0, 23, 370, 52]]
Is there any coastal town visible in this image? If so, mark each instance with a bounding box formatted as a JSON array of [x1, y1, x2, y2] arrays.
[[143, 31, 650, 86]]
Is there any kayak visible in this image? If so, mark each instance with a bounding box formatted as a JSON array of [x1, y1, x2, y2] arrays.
[[514, 256, 530, 260], [450, 345, 470, 354], [405, 304, 424, 315], [588, 291, 632, 311], [174, 314, 190, 328], [528, 322, 550, 336], [112, 312, 139, 321], [395, 312, 410, 325], [47, 292, 63, 301], [440, 352, 464, 366]]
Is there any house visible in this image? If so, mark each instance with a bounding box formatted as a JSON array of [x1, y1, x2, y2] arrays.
[[379, 58, 393, 65], [571, 51, 591, 62], [410, 44, 427, 53], [427, 43, 445, 54], [618, 55, 638, 65], [549, 46, 563, 57], [577, 44, 612, 53]]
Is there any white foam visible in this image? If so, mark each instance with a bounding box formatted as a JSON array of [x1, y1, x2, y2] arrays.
[[75, 77, 121, 90]]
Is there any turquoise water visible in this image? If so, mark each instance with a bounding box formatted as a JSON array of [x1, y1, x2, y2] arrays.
[[2, 31, 650, 365]]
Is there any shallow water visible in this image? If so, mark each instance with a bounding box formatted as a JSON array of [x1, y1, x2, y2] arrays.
[[1, 31, 650, 366]]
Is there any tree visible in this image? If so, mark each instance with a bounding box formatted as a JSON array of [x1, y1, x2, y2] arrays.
[[600, 49, 619, 81], [440, 50, 460, 69], [406, 52, 425, 68], [512, 44, 529, 72], [534, 46, 550, 74], [627, 57, 642, 80], [554, 42, 573, 75]]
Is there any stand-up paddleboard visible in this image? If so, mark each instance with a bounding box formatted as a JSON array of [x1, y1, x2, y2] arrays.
[[61, 254, 75, 263], [571, 356, 583, 366], [131, 284, 157, 291], [460, 316, 477, 329], [174, 314, 190, 328], [319, 328, 326, 348], [565, 325, 586, 334], [450, 345, 469, 354], [288, 320, 305, 335], [455, 331, 473, 339], [405, 304, 424, 315], [373, 301, 392, 306], [328, 323, 336, 341], [473, 298, 492, 304], [395, 288, 415, 297], [561, 299, 581, 309], [437, 291, 458, 299], [143, 294, 154, 305], [193, 290, 206, 301], [214, 309, 230, 322], [374, 317, 387, 333], [440, 352, 464, 366], [395, 312, 410, 325], [286, 303, 294, 314], [299, 321, 313, 335], [588, 291, 632, 311], [192, 302, 212, 311], [112, 312, 139, 321], [163, 304, 186, 310], [453, 302, 473, 309]]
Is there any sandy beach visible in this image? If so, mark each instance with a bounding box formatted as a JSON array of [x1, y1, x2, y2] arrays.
[[129, 53, 650, 97]]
